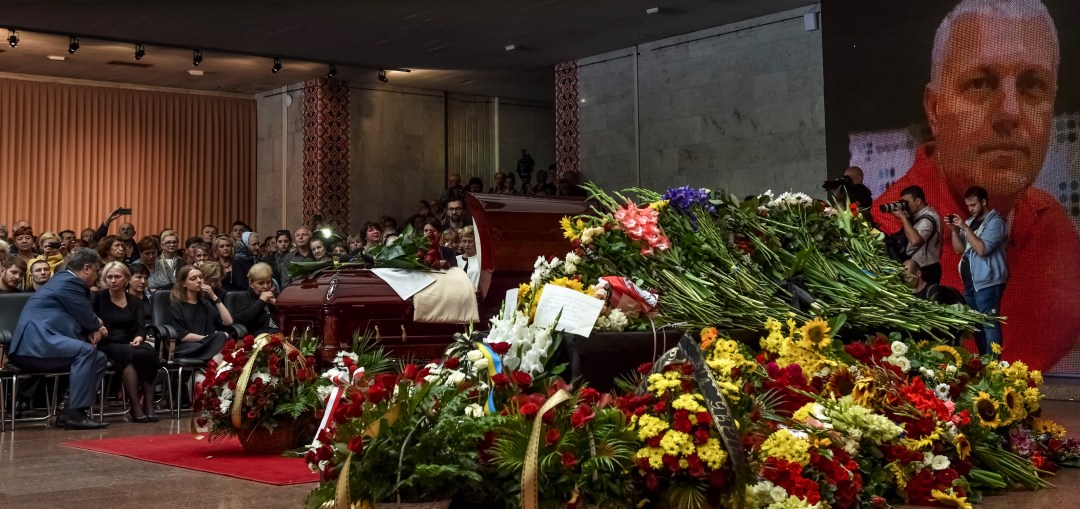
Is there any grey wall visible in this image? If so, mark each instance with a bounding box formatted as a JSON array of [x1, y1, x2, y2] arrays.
[[255, 87, 305, 235], [351, 86, 447, 230], [578, 4, 826, 197], [255, 84, 555, 237]]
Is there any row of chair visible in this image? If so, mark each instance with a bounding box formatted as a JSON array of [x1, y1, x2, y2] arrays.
[[0, 290, 248, 430]]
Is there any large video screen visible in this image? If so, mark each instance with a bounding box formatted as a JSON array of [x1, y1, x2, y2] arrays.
[[823, 0, 1080, 373]]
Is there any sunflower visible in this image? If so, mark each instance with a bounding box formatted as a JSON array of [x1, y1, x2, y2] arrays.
[[932, 345, 963, 366], [1003, 387, 1026, 422], [799, 317, 832, 349], [953, 433, 972, 460], [852, 377, 883, 408], [1032, 418, 1067, 439], [973, 391, 1001, 428], [931, 489, 973, 509], [826, 366, 857, 397]]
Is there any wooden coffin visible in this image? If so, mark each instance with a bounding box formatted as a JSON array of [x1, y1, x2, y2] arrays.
[[275, 193, 591, 363]]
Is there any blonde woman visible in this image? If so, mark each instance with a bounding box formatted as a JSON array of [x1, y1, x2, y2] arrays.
[[229, 262, 279, 335], [92, 261, 160, 422], [149, 229, 182, 290]]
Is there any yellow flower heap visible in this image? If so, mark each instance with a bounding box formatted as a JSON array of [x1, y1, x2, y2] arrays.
[[631, 370, 728, 471], [979, 359, 1044, 427], [701, 327, 757, 402], [759, 317, 844, 382]]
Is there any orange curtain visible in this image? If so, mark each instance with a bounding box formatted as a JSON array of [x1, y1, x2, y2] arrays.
[[0, 77, 255, 240]]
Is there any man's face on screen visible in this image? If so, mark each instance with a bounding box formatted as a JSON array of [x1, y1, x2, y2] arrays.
[[926, 14, 1058, 206]]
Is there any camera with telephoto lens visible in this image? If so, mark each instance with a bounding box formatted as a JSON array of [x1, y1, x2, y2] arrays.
[[822, 175, 853, 191], [879, 201, 909, 213]]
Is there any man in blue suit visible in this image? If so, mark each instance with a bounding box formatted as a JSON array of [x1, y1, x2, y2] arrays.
[[9, 248, 110, 429]]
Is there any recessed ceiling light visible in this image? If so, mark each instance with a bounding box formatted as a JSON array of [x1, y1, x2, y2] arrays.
[[187, 69, 204, 76], [47, 55, 67, 61], [505, 44, 517, 51], [646, 7, 660, 14]]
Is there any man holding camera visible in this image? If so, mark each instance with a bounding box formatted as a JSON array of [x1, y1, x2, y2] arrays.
[[947, 186, 1007, 356], [886, 185, 943, 285]]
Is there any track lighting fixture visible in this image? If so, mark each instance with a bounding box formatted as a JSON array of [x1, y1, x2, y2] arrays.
[[192, 49, 203, 66], [68, 36, 79, 54], [378, 69, 388, 83], [327, 63, 337, 78], [7, 29, 17, 48], [134, 43, 145, 60], [272, 57, 282, 73]]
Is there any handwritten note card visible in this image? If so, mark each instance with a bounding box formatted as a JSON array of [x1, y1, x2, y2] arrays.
[[532, 285, 604, 338]]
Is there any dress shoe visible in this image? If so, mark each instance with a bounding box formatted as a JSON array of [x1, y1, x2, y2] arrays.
[[133, 415, 151, 423], [62, 413, 110, 430], [145, 412, 160, 423]]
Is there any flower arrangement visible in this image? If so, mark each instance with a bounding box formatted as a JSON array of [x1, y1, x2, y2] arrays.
[[193, 333, 323, 447]]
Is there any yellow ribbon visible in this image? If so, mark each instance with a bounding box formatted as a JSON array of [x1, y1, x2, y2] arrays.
[[231, 334, 274, 429], [522, 389, 572, 509], [334, 404, 403, 509]]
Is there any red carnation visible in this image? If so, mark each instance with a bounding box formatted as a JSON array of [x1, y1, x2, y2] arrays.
[[693, 429, 711, 445], [637, 362, 654, 375], [545, 429, 560, 446]]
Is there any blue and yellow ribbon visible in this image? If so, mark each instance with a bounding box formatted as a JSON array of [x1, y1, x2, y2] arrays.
[[473, 342, 503, 414]]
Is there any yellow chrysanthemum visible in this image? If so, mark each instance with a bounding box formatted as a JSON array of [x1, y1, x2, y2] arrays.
[[759, 429, 811, 466], [931, 489, 973, 509], [559, 216, 578, 240], [991, 343, 1002, 355], [792, 402, 817, 423], [973, 391, 1001, 428], [932, 345, 963, 366], [1023, 387, 1042, 412], [799, 317, 831, 349]]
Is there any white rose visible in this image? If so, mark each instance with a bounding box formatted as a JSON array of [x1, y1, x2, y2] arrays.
[[565, 251, 581, 264], [946, 365, 958, 374], [931, 455, 951, 470], [769, 486, 788, 503], [895, 357, 911, 372], [466, 350, 485, 362], [890, 341, 908, 356]]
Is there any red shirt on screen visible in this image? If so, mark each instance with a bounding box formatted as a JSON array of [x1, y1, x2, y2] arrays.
[[872, 144, 1080, 372]]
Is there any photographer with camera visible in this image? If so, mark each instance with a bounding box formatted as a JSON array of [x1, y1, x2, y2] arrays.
[[824, 166, 875, 225], [947, 186, 1007, 356], [883, 185, 942, 285], [91, 207, 139, 264]]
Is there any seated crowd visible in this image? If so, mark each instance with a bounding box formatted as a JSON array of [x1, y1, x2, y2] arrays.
[[0, 182, 511, 429]]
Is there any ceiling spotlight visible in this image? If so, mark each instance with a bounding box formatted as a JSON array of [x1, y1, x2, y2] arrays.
[[68, 36, 79, 54], [134, 43, 145, 60], [272, 57, 282, 73], [505, 44, 517, 51], [7, 29, 17, 48], [378, 69, 388, 83], [326, 63, 337, 78], [646, 7, 660, 14], [192, 49, 203, 66]]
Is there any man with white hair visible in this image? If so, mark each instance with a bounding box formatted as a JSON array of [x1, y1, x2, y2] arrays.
[[872, 0, 1080, 371]]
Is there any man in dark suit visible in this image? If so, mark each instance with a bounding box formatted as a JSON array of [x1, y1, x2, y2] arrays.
[[8, 248, 110, 429]]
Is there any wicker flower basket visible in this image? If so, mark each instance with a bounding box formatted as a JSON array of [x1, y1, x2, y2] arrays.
[[237, 425, 300, 455]]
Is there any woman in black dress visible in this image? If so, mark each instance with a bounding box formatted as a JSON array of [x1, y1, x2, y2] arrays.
[[168, 265, 234, 362], [92, 261, 160, 422], [230, 262, 280, 336]]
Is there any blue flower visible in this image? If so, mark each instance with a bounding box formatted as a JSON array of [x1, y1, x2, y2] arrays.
[[662, 186, 716, 215]]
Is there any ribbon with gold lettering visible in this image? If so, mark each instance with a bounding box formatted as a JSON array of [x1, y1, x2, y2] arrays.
[[522, 388, 572, 509], [473, 342, 503, 414]]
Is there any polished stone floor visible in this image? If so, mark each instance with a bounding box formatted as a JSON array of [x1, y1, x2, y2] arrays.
[[2, 392, 1079, 508]]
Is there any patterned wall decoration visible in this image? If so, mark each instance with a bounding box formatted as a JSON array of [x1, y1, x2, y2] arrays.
[[554, 61, 580, 179], [302, 78, 351, 232]]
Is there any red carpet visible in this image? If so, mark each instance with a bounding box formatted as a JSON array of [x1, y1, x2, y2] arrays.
[[61, 433, 320, 485]]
